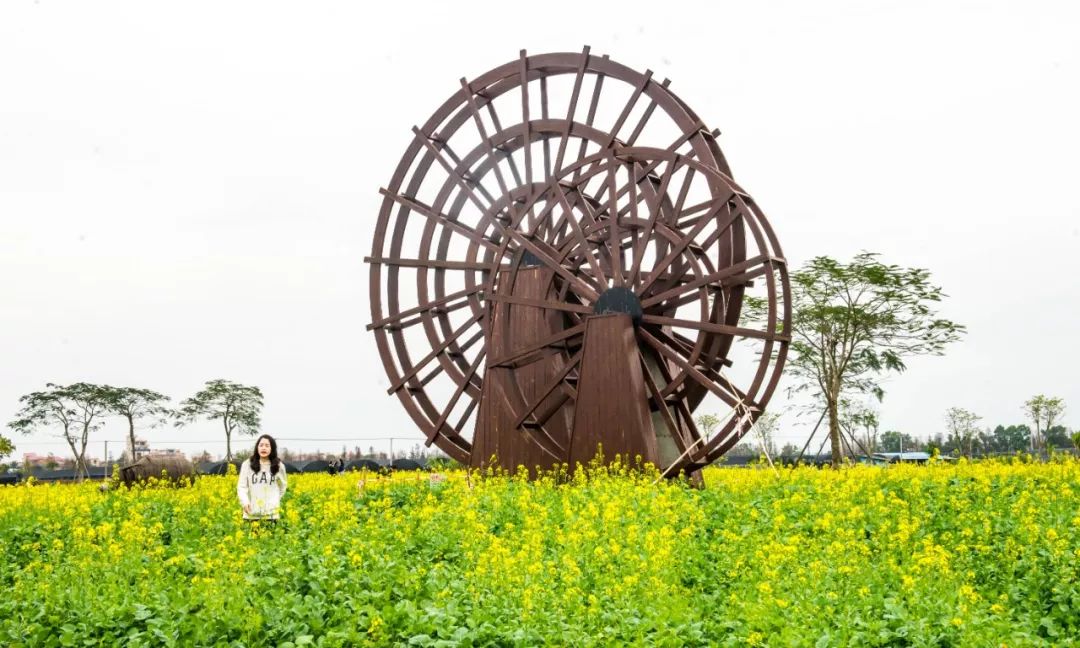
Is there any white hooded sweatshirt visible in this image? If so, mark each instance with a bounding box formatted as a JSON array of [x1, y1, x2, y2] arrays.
[[237, 460, 287, 520]]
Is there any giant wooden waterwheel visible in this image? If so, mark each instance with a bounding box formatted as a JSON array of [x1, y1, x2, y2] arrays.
[[368, 47, 790, 478]]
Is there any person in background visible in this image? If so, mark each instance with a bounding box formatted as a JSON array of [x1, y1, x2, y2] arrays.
[[237, 434, 287, 524]]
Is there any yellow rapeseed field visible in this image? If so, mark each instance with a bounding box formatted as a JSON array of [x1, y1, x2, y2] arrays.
[[1, 458, 1078, 646]]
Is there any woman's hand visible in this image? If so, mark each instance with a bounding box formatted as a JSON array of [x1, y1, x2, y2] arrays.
[[243, 503, 252, 515]]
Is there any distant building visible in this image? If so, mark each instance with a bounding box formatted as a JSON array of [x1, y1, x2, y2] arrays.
[[22, 452, 65, 468], [148, 448, 185, 458], [131, 438, 151, 460], [870, 452, 956, 464]]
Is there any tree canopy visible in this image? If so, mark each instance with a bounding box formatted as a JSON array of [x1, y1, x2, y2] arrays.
[[103, 386, 172, 462], [769, 253, 965, 466], [1023, 395, 1065, 451], [8, 383, 112, 480], [176, 379, 263, 460]]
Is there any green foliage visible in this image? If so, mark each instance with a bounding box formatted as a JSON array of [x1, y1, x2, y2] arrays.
[[1024, 396, 1066, 451], [748, 253, 964, 466], [694, 413, 721, 440], [0, 435, 13, 461], [751, 411, 780, 456], [879, 430, 918, 453], [102, 386, 172, 461], [1045, 425, 1072, 450], [989, 425, 1032, 453], [944, 407, 982, 456], [839, 401, 880, 454], [176, 379, 263, 460], [785, 253, 965, 399], [7, 383, 113, 479]]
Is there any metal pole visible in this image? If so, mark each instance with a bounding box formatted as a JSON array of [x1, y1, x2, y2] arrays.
[[795, 409, 827, 464]]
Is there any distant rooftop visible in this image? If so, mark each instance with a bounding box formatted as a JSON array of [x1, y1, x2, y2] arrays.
[[872, 452, 955, 462]]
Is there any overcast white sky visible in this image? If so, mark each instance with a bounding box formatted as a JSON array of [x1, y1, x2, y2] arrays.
[[2, 0, 1078, 462]]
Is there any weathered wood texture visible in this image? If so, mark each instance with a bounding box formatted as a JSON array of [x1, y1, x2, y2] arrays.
[[471, 268, 572, 473], [568, 314, 658, 469]]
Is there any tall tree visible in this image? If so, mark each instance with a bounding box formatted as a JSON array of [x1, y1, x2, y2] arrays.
[[879, 430, 918, 453], [103, 387, 172, 463], [1023, 395, 1065, 452], [694, 413, 721, 442], [8, 383, 112, 480], [175, 380, 263, 460], [0, 435, 13, 461], [761, 253, 964, 467], [944, 407, 982, 456], [840, 402, 880, 455], [751, 411, 780, 458], [990, 424, 1031, 453], [1045, 425, 1071, 450]]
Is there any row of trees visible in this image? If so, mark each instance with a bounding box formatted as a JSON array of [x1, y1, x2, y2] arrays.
[[726, 251, 1079, 466], [706, 395, 1074, 461], [838, 396, 1072, 457], [4, 379, 263, 478], [189, 443, 445, 465]]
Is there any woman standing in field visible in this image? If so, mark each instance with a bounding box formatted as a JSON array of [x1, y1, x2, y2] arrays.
[[237, 434, 287, 523]]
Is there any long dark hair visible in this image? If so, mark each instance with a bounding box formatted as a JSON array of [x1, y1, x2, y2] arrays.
[[249, 434, 281, 476]]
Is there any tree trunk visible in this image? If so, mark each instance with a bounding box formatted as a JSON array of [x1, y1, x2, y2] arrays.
[[76, 443, 89, 482], [224, 416, 232, 461], [65, 438, 82, 482], [127, 416, 137, 462], [827, 396, 842, 468]]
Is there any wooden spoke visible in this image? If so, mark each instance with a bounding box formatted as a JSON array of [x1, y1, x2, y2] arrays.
[[427, 349, 487, 445], [639, 350, 691, 454], [571, 61, 607, 182], [518, 51, 534, 197], [489, 321, 587, 369], [386, 312, 483, 394], [368, 285, 482, 331], [587, 126, 702, 207], [553, 45, 590, 175], [640, 255, 777, 308], [606, 159, 623, 287], [540, 74, 552, 181], [411, 126, 499, 215], [649, 329, 751, 405], [637, 192, 735, 295], [575, 69, 653, 180], [379, 190, 504, 253], [453, 397, 479, 437], [365, 256, 501, 272], [627, 158, 678, 287], [503, 230, 601, 302], [486, 293, 593, 314], [482, 95, 525, 187], [512, 350, 583, 432], [552, 183, 607, 284], [459, 77, 512, 197], [638, 328, 747, 410], [647, 202, 751, 296], [625, 78, 671, 144], [641, 315, 789, 343]]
